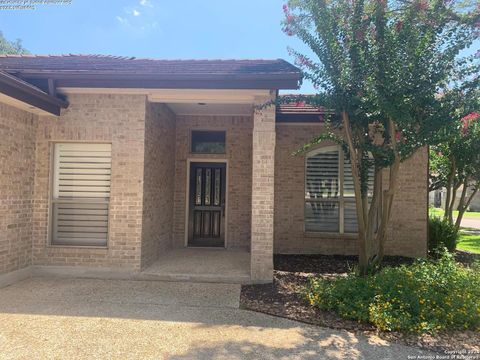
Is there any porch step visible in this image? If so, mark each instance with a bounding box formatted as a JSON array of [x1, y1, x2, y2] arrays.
[[140, 248, 252, 284]]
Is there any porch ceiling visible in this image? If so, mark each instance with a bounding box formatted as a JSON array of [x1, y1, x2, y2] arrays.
[[149, 89, 265, 116], [166, 102, 253, 116]]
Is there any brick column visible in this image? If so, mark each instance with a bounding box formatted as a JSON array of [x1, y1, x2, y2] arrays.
[[250, 93, 276, 283]]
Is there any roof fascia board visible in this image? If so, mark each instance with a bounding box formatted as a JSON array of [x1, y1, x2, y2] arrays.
[[0, 92, 58, 116], [15, 70, 301, 80], [51, 78, 299, 90], [0, 74, 67, 115], [15, 71, 300, 90]]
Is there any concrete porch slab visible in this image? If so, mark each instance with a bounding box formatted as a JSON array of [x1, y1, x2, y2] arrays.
[[140, 248, 251, 284]]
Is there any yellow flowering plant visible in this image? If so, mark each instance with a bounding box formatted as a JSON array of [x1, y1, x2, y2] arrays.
[[305, 251, 480, 333]]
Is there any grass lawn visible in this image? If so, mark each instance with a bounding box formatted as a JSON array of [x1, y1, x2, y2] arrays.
[[429, 207, 480, 219], [457, 230, 480, 254]]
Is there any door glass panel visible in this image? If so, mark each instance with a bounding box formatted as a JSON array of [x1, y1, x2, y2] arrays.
[[194, 211, 202, 236], [214, 169, 221, 206], [203, 211, 211, 237], [195, 168, 202, 205], [205, 168, 211, 205], [212, 211, 220, 237]]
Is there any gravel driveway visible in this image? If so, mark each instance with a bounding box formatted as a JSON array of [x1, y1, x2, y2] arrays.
[[0, 277, 435, 360]]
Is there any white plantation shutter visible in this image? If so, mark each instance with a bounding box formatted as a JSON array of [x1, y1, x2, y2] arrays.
[[51, 143, 111, 246], [305, 146, 375, 234], [343, 157, 375, 233], [305, 149, 339, 199], [305, 148, 340, 232]]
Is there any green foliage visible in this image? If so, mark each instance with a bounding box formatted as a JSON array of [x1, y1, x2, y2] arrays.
[[428, 216, 459, 255], [280, 0, 479, 273], [429, 147, 452, 192], [429, 87, 480, 228], [282, 0, 479, 180], [429, 89, 480, 193], [0, 31, 29, 55], [457, 231, 480, 254], [305, 253, 480, 333]]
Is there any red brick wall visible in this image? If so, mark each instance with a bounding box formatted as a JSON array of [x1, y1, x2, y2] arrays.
[[141, 103, 176, 269], [32, 94, 147, 270], [0, 95, 429, 279], [251, 99, 276, 281], [0, 103, 37, 275], [274, 124, 428, 257]]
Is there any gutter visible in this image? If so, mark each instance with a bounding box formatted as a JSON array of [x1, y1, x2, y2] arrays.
[[12, 70, 302, 90]]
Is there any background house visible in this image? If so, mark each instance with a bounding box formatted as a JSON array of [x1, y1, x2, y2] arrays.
[[430, 188, 480, 212]]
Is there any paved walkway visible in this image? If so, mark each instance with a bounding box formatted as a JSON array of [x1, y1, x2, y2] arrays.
[[0, 278, 435, 360], [461, 217, 480, 230]]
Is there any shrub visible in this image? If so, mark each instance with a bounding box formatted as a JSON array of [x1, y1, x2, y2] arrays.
[[305, 252, 480, 333], [428, 216, 458, 255]]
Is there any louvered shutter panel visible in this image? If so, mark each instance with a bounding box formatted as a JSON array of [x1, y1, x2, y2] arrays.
[[343, 156, 375, 233], [51, 143, 111, 246], [305, 148, 340, 232]]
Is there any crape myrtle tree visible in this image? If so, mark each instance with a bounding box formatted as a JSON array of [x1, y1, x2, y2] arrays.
[[430, 82, 480, 232], [276, 0, 479, 274]]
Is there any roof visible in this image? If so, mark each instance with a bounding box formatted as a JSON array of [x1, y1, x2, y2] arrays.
[[276, 95, 332, 123], [277, 102, 329, 115], [0, 54, 300, 75], [0, 54, 301, 90], [0, 70, 68, 116]]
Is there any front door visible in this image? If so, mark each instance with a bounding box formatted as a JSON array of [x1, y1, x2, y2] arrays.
[[188, 162, 226, 247]]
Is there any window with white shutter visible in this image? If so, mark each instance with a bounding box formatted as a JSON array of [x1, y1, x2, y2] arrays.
[[305, 145, 375, 234], [51, 143, 111, 246]]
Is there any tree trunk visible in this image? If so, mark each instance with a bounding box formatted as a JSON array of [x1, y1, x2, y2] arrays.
[[342, 111, 368, 275], [371, 119, 400, 267], [454, 182, 468, 231], [455, 183, 479, 232], [449, 182, 461, 224], [366, 168, 382, 262], [343, 113, 401, 275], [444, 158, 456, 223]]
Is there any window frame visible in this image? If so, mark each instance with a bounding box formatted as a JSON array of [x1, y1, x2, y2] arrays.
[[190, 130, 227, 155], [304, 145, 370, 235], [49, 142, 112, 248]]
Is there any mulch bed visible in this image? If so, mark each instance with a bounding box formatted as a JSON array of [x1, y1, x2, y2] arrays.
[[455, 249, 480, 265], [240, 253, 480, 354]]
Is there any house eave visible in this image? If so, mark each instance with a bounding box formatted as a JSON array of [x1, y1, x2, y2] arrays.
[[0, 71, 68, 116], [15, 71, 301, 90]]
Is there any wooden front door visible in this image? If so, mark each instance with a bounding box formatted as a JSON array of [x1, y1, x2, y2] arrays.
[[188, 162, 226, 247]]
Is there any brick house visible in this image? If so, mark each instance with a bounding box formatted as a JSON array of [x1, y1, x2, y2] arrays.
[[0, 55, 428, 285]]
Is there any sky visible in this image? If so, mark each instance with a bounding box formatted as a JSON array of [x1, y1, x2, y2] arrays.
[[0, 0, 316, 93]]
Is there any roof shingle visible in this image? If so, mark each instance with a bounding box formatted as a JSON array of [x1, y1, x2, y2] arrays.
[[0, 54, 300, 76]]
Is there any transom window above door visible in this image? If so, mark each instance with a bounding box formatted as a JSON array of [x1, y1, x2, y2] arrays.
[[191, 130, 226, 154], [304, 145, 374, 234]]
